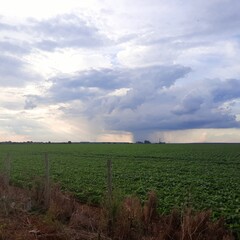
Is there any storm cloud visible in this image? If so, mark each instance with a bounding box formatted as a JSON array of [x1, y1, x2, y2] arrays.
[[25, 65, 240, 141]]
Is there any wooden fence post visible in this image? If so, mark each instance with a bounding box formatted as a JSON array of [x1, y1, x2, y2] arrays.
[[44, 153, 51, 209]]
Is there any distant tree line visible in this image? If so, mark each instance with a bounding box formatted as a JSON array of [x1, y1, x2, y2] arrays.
[[136, 140, 166, 144]]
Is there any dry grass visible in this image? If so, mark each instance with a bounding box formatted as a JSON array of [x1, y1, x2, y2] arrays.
[[0, 175, 32, 215], [150, 209, 235, 240], [112, 195, 143, 239], [101, 191, 234, 240], [0, 175, 235, 240], [48, 184, 76, 223]]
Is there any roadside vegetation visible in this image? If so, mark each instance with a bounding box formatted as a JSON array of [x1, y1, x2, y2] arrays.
[[0, 178, 235, 239]]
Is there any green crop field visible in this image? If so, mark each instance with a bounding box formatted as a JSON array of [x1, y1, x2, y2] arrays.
[[0, 143, 240, 233]]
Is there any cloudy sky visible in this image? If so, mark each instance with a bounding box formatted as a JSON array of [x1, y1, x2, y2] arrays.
[[0, 0, 240, 143]]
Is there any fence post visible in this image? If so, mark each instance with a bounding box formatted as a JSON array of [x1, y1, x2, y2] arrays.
[[44, 153, 50, 209], [107, 159, 112, 200]]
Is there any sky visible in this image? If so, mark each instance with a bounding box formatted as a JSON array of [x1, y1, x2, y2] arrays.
[[0, 0, 240, 143]]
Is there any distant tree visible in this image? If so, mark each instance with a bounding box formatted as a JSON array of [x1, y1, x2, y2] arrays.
[[68, 141, 72, 144], [144, 140, 151, 144]]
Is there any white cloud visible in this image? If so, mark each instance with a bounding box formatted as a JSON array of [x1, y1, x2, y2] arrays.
[[25, 48, 112, 77], [0, 0, 101, 20]]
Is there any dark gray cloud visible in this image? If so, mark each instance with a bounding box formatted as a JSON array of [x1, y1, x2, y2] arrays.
[[173, 94, 204, 115], [51, 69, 128, 90], [0, 19, 30, 54], [1, 13, 108, 57], [0, 41, 30, 55], [40, 69, 240, 140], [0, 20, 38, 87], [46, 65, 190, 103], [23, 94, 47, 109], [0, 54, 40, 87], [109, 109, 239, 133], [104, 91, 239, 132], [31, 14, 108, 50], [202, 0, 240, 36], [24, 96, 38, 110], [212, 79, 240, 103]]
